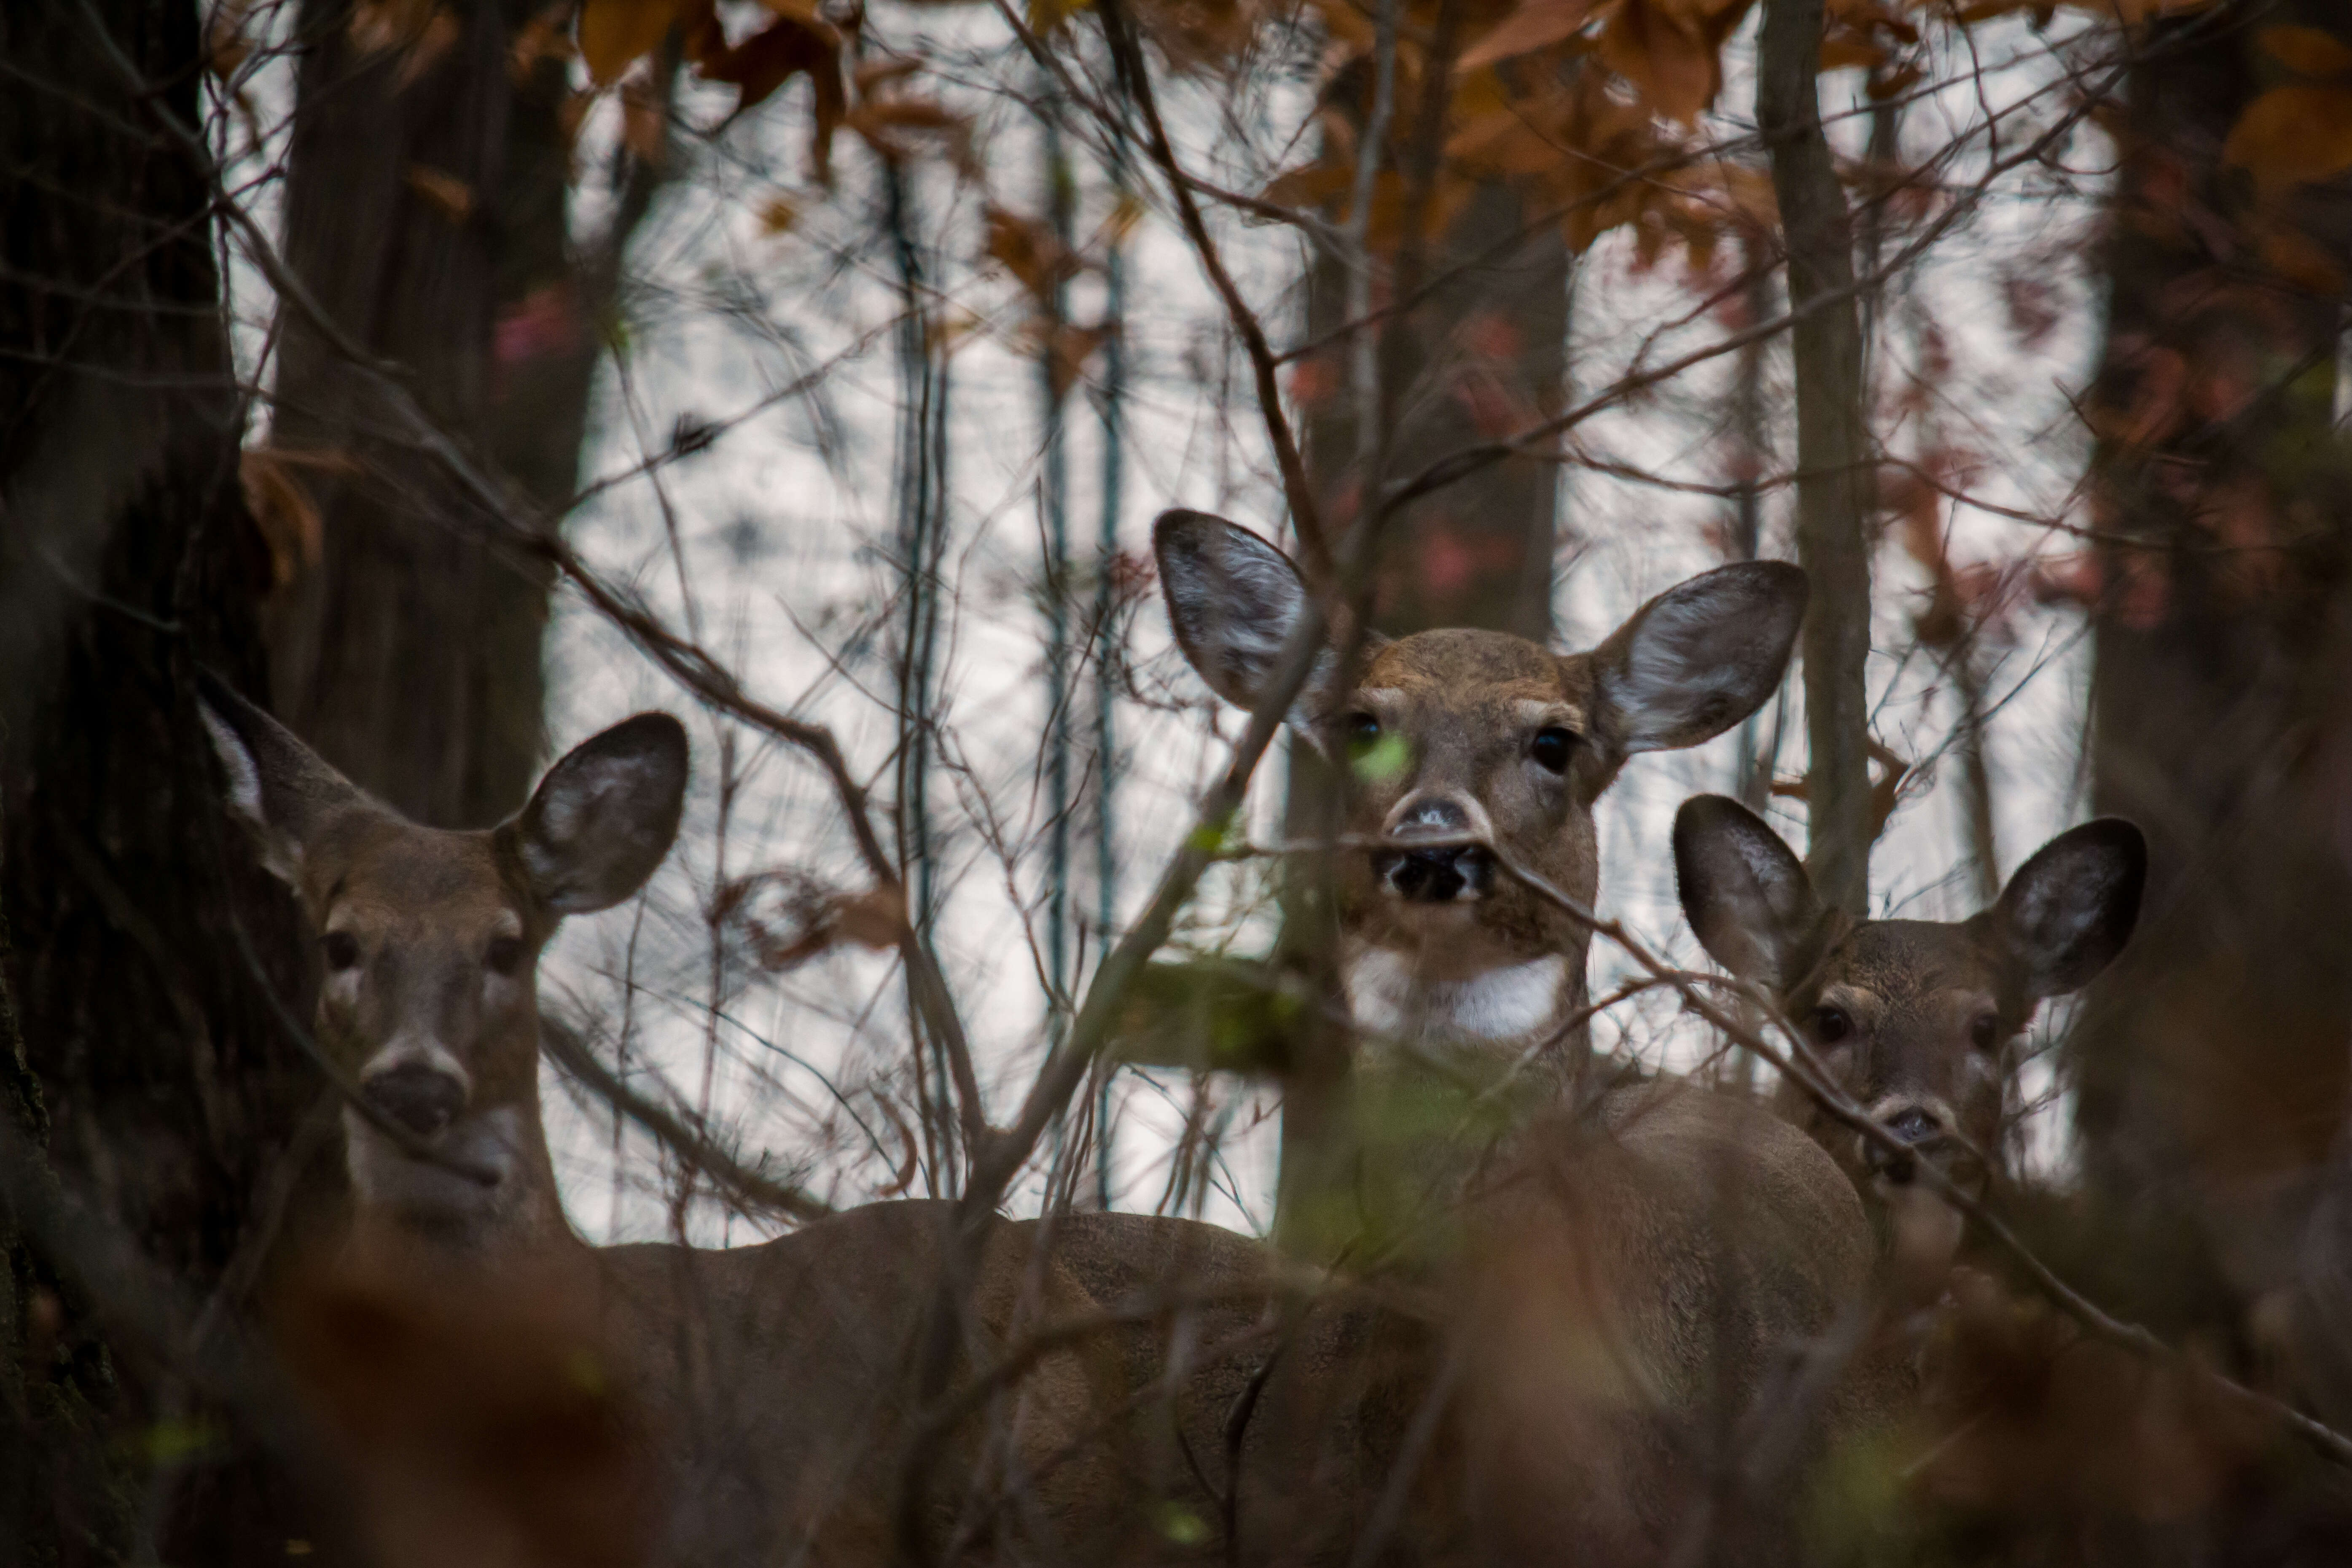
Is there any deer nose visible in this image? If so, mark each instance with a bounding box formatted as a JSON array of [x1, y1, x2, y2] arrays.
[[1887, 1107, 1942, 1146], [362, 1064, 468, 1138], [1375, 794, 1493, 904]]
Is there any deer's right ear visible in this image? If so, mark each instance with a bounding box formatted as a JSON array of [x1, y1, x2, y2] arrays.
[[505, 713, 688, 917], [1155, 510, 1354, 730], [1673, 795, 1827, 990], [198, 675, 365, 888], [1991, 818, 2145, 999]]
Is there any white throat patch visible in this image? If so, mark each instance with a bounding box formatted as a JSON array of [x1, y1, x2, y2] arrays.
[[1345, 950, 1570, 1044]]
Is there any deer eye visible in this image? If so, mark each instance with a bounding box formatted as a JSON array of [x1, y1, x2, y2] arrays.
[[1344, 713, 1382, 757], [322, 931, 361, 972], [1970, 1011, 2000, 1051], [1529, 727, 1576, 775], [1812, 1005, 1853, 1045], [486, 935, 525, 976]]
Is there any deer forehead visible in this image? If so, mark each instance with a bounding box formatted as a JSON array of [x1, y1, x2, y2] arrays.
[[1817, 923, 2003, 1011], [308, 817, 530, 940], [1358, 629, 1589, 710]]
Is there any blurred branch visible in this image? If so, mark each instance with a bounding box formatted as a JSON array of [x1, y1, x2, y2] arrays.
[[541, 1015, 833, 1225]]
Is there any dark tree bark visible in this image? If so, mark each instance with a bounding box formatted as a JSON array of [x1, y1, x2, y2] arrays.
[[266, 3, 671, 830], [0, 0, 323, 1558], [1758, 0, 1876, 916], [2074, 1, 2352, 1330]]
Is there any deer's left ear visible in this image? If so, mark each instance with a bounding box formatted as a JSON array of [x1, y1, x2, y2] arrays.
[[1673, 794, 1831, 991], [197, 671, 370, 888], [502, 714, 689, 916], [1989, 818, 2146, 999], [1590, 561, 1807, 754]]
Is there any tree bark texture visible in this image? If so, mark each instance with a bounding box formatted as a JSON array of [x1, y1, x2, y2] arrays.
[[1758, 0, 1876, 917], [0, 0, 324, 1557], [2075, 0, 2352, 1329], [1301, 183, 1571, 640], [268, 0, 548, 828]]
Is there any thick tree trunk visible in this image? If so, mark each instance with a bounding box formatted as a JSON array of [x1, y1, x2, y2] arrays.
[[2075, 1, 2352, 1327], [1758, 0, 1876, 916], [267, 0, 545, 827], [0, 0, 322, 1557]]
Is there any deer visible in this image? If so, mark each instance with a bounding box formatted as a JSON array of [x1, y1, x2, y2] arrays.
[[198, 680, 1256, 1567], [1669, 794, 2146, 1276], [1126, 511, 1906, 1563]]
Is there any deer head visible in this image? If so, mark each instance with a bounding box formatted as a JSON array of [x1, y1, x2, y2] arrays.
[[1672, 794, 2145, 1198], [201, 680, 687, 1250], [1156, 510, 1806, 1057]]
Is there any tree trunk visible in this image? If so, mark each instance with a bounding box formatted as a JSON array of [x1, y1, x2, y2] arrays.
[[267, 0, 542, 828], [2075, 0, 2352, 1328], [0, 0, 322, 1557], [1759, 0, 1876, 916]]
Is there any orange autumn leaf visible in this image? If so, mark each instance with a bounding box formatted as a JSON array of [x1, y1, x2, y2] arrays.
[[402, 163, 475, 221], [1457, 0, 1607, 71], [985, 206, 1080, 305], [2258, 24, 2352, 80], [577, 0, 678, 85], [1598, 0, 1755, 125], [2223, 84, 2352, 186]]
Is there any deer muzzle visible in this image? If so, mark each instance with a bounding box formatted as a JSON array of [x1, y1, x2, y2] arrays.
[[362, 1062, 469, 1140], [1377, 793, 1495, 904]]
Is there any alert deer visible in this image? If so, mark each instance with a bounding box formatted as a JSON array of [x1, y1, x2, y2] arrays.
[[1672, 794, 2147, 1286], [1146, 514, 1899, 1561], [199, 683, 1230, 1566], [1156, 508, 1807, 1085]]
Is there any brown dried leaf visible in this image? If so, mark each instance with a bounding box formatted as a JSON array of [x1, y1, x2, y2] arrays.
[[696, 13, 839, 113], [985, 205, 1079, 305], [240, 448, 344, 588], [1457, 0, 1607, 71], [1598, 0, 1754, 124], [577, 0, 679, 86], [2223, 84, 2352, 186], [758, 195, 801, 234], [402, 164, 474, 223], [2259, 23, 2352, 78]]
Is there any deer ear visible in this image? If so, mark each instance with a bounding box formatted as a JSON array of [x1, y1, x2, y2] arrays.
[[197, 673, 367, 888], [1673, 795, 1827, 991], [1591, 562, 1806, 754], [504, 713, 688, 916], [1991, 818, 2145, 999], [1155, 510, 1363, 730]]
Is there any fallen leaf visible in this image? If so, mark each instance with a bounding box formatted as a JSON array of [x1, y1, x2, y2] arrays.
[[759, 195, 801, 234]]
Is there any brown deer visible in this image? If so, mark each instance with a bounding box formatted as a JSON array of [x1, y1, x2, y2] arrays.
[[1670, 794, 2146, 1222], [1140, 513, 1900, 1563], [1155, 508, 1808, 1083], [199, 682, 1238, 1566]]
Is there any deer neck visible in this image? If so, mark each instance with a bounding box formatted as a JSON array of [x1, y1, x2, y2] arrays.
[[1341, 940, 1591, 1087], [341, 1082, 580, 1271]]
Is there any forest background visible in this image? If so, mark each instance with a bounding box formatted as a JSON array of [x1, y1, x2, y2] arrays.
[[7, 0, 2352, 1557]]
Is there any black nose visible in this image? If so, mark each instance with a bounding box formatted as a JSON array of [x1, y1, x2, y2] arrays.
[[362, 1065, 467, 1138], [1379, 797, 1492, 902], [1887, 1108, 1942, 1146], [1376, 846, 1495, 902]]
